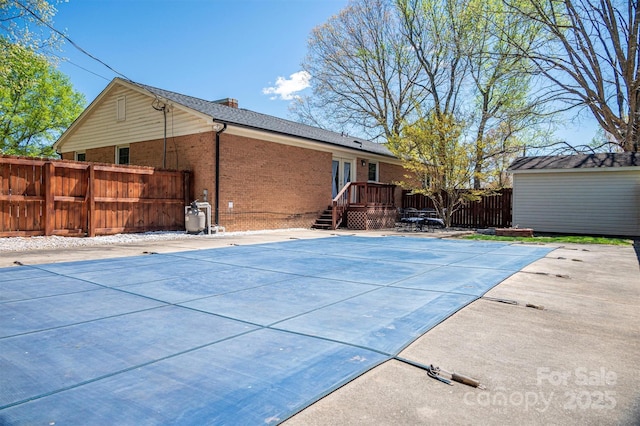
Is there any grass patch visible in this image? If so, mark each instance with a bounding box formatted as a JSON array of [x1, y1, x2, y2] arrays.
[[460, 234, 633, 246]]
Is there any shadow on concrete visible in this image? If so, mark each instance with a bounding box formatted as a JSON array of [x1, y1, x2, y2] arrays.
[[634, 240, 640, 266]]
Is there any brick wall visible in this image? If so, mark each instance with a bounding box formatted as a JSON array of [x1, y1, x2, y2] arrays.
[[130, 133, 216, 206], [218, 134, 332, 231], [356, 157, 368, 181], [87, 146, 116, 164], [379, 162, 407, 207], [60, 148, 122, 164], [88, 131, 331, 231], [60, 132, 403, 232]]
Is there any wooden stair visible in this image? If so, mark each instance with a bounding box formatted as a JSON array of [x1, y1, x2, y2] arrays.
[[311, 206, 333, 230]]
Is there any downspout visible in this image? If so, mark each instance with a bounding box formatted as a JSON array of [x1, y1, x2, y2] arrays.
[[214, 121, 227, 225], [152, 100, 168, 168], [162, 106, 167, 168]]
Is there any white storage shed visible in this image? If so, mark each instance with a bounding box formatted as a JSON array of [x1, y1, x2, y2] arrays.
[[508, 152, 640, 237]]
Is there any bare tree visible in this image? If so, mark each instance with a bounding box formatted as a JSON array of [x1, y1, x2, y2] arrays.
[[294, 0, 427, 141], [505, 0, 640, 151], [299, 0, 555, 188], [465, 0, 556, 188], [396, 0, 469, 118], [397, 0, 554, 188]]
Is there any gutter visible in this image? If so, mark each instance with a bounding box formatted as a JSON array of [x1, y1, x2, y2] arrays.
[[213, 120, 395, 159], [214, 121, 227, 225]]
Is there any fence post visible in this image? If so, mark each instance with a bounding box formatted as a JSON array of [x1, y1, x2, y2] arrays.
[[87, 164, 96, 237], [504, 188, 512, 227], [43, 162, 55, 236]]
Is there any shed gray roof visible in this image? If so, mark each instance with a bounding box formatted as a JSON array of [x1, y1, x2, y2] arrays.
[[132, 80, 394, 158], [508, 152, 640, 171]]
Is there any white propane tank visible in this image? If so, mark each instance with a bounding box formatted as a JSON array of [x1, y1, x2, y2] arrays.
[[185, 201, 206, 234]]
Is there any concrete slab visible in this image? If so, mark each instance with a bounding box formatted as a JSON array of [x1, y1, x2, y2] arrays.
[[0, 229, 335, 268], [284, 241, 640, 426]]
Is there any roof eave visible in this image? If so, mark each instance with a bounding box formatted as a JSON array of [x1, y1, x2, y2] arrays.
[[210, 118, 396, 159]]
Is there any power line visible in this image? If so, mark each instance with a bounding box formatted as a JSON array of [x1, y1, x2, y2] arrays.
[[14, 0, 132, 82], [50, 53, 112, 82]]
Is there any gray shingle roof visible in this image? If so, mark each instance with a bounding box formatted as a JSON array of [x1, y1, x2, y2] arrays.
[[133, 80, 394, 158], [508, 152, 640, 171]]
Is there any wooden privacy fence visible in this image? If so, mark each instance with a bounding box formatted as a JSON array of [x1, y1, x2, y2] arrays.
[[0, 156, 190, 237], [402, 188, 513, 228]]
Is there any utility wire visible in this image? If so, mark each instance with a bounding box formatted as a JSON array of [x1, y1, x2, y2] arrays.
[[14, 0, 132, 82], [50, 53, 111, 82]]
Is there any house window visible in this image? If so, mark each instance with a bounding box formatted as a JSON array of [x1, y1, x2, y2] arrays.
[[117, 96, 126, 121], [368, 162, 378, 181], [75, 152, 86, 161], [117, 146, 130, 165]]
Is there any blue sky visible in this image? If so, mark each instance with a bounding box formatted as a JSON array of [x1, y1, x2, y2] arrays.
[[51, 0, 597, 148], [53, 0, 348, 120]]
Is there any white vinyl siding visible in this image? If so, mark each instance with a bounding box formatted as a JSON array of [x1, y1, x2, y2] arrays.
[[512, 170, 640, 237], [59, 86, 212, 153]]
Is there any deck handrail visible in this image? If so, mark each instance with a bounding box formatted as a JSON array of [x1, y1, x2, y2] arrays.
[[331, 182, 396, 229], [331, 182, 352, 230]]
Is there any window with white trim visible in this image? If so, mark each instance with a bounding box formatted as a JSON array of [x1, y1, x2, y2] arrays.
[[116, 146, 130, 165], [368, 162, 378, 181], [75, 152, 86, 161]]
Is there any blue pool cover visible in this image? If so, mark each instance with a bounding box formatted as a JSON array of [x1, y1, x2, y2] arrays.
[[0, 236, 553, 424]]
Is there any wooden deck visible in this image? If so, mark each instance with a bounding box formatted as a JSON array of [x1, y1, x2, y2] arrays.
[[331, 182, 397, 230]]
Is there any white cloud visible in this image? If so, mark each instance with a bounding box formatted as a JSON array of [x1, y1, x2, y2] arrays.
[[262, 71, 311, 100]]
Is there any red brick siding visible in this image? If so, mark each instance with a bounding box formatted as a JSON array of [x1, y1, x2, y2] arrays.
[[218, 134, 332, 231], [356, 158, 369, 181], [87, 146, 116, 164], [168, 133, 217, 206], [64, 132, 401, 231], [130, 133, 216, 206], [379, 162, 407, 207], [80, 131, 332, 231], [65, 135, 214, 224], [129, 140, 164, 168]]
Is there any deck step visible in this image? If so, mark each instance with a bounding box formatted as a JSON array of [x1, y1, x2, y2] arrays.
[[312, 208, 334, 230]]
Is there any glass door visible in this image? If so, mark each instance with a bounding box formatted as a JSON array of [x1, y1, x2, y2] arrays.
[[332, 158, 353, 198]]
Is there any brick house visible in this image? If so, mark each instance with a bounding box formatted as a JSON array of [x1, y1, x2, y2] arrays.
[[53, 78, 406, 232]]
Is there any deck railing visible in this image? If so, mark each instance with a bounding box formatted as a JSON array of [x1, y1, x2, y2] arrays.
[[331, 182, 396, 229]]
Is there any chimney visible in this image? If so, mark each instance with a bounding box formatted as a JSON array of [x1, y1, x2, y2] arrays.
[[213, 98, 238, 108]]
